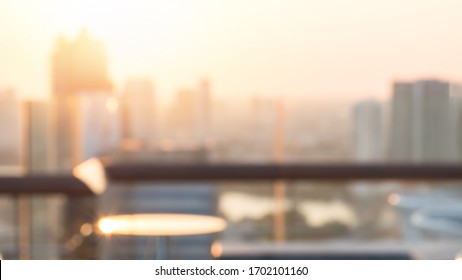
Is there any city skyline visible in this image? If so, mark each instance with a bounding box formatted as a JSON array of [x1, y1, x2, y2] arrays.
[[2, 1, 462, 101]]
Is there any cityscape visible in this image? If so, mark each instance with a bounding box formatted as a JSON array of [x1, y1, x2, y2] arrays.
[[1, 1, 462, 260]]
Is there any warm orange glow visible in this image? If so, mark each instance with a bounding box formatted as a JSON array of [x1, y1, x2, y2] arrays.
[[80, 223, 93, 236], [210, 241, 223, 258], [97, 214, 227, 236], [388, 193, 400, 206], [105, 97, 119, 112], [456, 251, 462, 261], [98, 218, 116, 235]]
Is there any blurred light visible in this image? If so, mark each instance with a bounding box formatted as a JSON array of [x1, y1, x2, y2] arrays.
[[73, 158, 107, 195], [0, 253, 3, 260], [105, 97, 119, 112], [97, 214, 227, 236], [211, 241, 222, 258], [98, 218, 116, 234], [388, 193, 400, 206], [65, 235, 83, 251], [455, 251, 462, 260], [80, 223, 93, 236]]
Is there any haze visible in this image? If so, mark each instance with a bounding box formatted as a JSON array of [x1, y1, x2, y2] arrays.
[[1, 0, 462, 101]]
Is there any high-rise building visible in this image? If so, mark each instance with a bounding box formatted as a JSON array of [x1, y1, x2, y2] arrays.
[[0, 89, 22, 259], [197, 79, 211, 143], [166, 80, 211, 143], [51, 30, 113, 171], [389, 80, 461, 241], [121, 80, 155, 143], [52, 30, 111, 96], [352, 100, 384, 162], [449, 83, 462, 160], [50, 31, 116, 259], [0, 89, 22, 166], [73, 91, 120, 162], [23, 100, 65, 260], [389, 79, 455, 162], [350, 100, 394, 238], [389, 83, 413, 161]]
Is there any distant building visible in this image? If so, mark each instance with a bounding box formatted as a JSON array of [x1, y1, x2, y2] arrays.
[[0, 89, 21, 166], [50, 31, 117, 259], [389, 80, 461, 241], [73, 91, 121, 162], [51, 30, 111, 96], [167, 80, 211, 144], [0, 89, 21, 259], [450, 83, 462, 160], [51, 30, 113, 171], [351, 100, 394, 238], [352, 100, 384, 162], [121, 80, 155, 142], [23, 100, 65, 260], [24, 100, 50, 173], [389, 80, 455, 162]]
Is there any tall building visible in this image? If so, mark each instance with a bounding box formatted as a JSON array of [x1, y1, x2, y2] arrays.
[[52, 30, 111, 96], [23, 100, 65, 259], [51, 30, 112, 171], [352, 100, 384, 162], [121, 80, 155, 143], [351, 100, 394, 238], [197, 79, 211, 143], [389, 80, 461, 241], [73, 92, 120, 162], [449, 83, 462, 160], [50, 31, 116, 259], [0, 89, 21, 166], [166, 80, 211, 143], [0, 89, 22, 259], [389, 79, 455, 162]]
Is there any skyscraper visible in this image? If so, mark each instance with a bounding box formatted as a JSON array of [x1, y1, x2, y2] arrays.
[[0, 89, 21, 166], [0, 89, 22, 259], [166, 80, 211, 144], [50, 31, 116, 259], [352, 100, 384, 162], [389, 79, 455, 162], [389, 80, 460, 241], [51, 30, 113, 171], [23, 100, 64, 260], [449, 83, 462, 160]]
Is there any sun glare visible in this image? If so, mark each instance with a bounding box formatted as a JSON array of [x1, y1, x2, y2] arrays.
[[98, 218, 116, 234], [96, 214, 227, 236], [60, 0, 150, 37]]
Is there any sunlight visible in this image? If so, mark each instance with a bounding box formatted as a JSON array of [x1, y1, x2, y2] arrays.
[[96, 214, 227, 236], [65, 0, 137, 34], [57, 0, 186, 40], [98, 218, 116, 234]]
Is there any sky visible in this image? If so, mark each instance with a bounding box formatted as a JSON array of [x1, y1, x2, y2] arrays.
[[1, 0, 462, 101]]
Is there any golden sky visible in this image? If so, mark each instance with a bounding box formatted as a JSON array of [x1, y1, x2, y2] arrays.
[[1, 0, 462, 100]]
